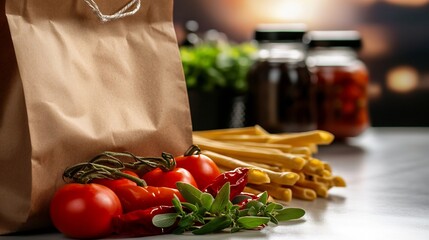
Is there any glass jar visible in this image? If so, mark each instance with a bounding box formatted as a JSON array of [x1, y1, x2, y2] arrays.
[[246, 24, 317, 133], [305, 31, 369, 139]]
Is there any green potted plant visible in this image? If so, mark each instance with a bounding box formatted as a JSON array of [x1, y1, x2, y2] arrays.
[[180, 42, 256, 130]]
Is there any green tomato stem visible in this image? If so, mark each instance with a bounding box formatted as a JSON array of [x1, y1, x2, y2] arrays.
[[184, 145, 201, 156], [91, 163, 147, 187], [63, 151, 177, 185]]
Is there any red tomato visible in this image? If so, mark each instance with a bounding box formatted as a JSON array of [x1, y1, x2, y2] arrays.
[[141, 167, 198, 189], [114, 185, 184, 213], [175, 154, 221, 190], [91, 170, 138, 191], [50, 183, 122, 239]]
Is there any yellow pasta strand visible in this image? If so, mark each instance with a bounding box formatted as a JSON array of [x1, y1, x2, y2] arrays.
[[203, 150, 300, 186], [194, 136, 306, 170], [249, 184, 292, 202], [192, 125, 345, 201]]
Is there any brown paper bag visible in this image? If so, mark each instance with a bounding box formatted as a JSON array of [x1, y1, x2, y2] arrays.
[[0, 0, 192, 234]]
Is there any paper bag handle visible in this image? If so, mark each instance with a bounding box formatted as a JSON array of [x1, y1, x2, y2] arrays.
[[83, 0, 141, 22]]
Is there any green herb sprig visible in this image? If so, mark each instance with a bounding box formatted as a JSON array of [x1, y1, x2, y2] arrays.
[[152, 182, 305, 235], [180, 43, 257, 93]]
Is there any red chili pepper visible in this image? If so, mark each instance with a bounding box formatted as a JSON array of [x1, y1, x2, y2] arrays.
[[204, 167, 249, 200], [113, 185, 184, 213], [232, 192, 260, 209], [112, 205, 176, 237]]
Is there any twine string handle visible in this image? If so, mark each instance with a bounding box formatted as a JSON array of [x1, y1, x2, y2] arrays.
[[83, 0, 141, 22]]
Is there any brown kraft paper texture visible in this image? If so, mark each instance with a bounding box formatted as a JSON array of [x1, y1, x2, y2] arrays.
[[0, 0, 192, 234]]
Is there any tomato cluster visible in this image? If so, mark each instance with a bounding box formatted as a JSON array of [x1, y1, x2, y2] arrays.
[[50, 147, 221, 239]]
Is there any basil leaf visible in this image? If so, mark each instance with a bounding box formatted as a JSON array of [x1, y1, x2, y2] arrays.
[[181, 202, 198, 212], [269, 213, 279, 225], [192, 216, 232, 235], [232, 194, 252, 205], [176, 182, 204, 205], [197, 205, 208, 216], [210, 182, 230, 214], [152, 213, 178, 228], [265, 202, 283, 213], [275, 208, 306, 221], [195, 214, 205, 224], [230, 204, 240, 212], [257, 191, 268, 204], [178, 214, 195, 228], [227, 201, 233, 209], [245, 200, 264, 211], [237, 216, 270, 229], [247, 206, 258, 216], [173, 227, 186, 234], [200, 193, 215, 210], [239, 209, 249, 217], [172, 194, 184, 214]]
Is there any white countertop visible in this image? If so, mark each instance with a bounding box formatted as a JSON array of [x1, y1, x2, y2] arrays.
[[3, 127, 429, 239]]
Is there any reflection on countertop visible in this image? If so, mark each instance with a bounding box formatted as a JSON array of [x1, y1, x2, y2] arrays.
[[2, 128, 429, 240]]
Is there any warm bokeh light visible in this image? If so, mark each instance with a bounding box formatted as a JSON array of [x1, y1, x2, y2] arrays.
[[355, 0, 378, 6], [420, 73, 429, 90], [386, 66, 419, 93], [354, 0, 429, 6], [242, 0, 356, 28], [246, 0, 317, 22], [357, 25, 391, 59], [202, 0, 323, 41], [384, 0, 429, 7], [198, 0, 371, 41], [368, 83, 383, 99]]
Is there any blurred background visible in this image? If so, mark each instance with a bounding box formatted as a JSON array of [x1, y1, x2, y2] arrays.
[[173, 0, 429, 128]]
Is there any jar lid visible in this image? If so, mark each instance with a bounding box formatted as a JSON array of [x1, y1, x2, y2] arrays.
[[303, 31, 362, 49], [254, 23, 307, 42]]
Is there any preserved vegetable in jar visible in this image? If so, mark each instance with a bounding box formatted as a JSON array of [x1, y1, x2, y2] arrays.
[[246, 24, 317, 133], [305, 31, 369, 139]]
